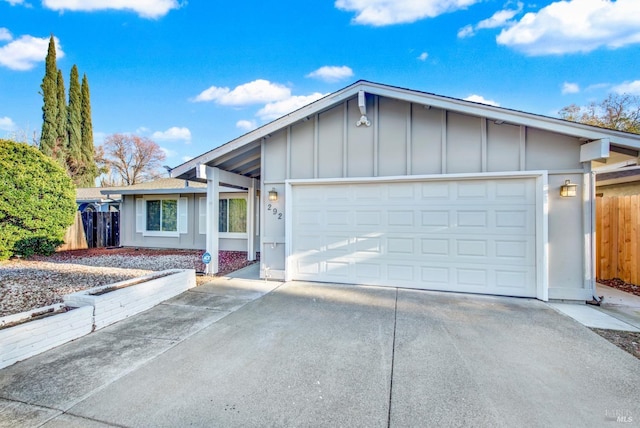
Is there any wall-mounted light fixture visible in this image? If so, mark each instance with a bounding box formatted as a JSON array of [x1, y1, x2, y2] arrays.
[[268, 188, 278, 201], [560, 180, 578, 197]]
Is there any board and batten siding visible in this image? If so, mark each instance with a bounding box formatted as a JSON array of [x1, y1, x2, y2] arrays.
[[261, 93, 587, 300]]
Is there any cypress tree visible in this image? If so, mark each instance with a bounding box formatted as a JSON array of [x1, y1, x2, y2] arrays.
[[67, 64, 82, 183], [39, 35, 58, 158], [80, 74, 98, 187], [55, 69, 68, 167]]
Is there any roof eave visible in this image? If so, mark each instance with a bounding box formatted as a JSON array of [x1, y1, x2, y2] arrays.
[[171, 80, 640, 179]]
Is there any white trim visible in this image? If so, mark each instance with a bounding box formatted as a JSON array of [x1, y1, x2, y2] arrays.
[[142, 231, 180, 238], [286, 170, 549, 186], [536, 172, 549, 301], [285, 171, 549, 301], [135, 198, 144, 233], [178, 197, 188, 234], [580, 138, 610, 162], [198, 197, 206, 235], [584, 166, 596, 299], [137, 195, 187, 237], [171, 80, 640, 180], [218, 195, 249, 237]]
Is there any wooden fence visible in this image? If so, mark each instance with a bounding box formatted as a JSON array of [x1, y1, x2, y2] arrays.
[[596, 196, 640, 284], [81, 212, 120, 248], [58, 212, 89, 251]]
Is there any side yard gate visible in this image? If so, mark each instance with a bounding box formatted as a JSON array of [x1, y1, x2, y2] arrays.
[[82, 212, 120, 248], [596, 195, 640, 285]]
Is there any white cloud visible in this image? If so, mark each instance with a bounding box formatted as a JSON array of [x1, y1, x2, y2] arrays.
[[497, 0, 640, 55], [458, 25, 474, 38], [0, 116, 17, 131], [236, 120, 257, 132], [613, 80, 640, 95], [181, 155, 193, 162], [42, 0, 180, 19], [586, 82, 610, 92], [0, 28, 12, 41], [160, 147, 177, 158], [417, 52, 428, 61], [458, 3, 522, 38], [0, 34, 63, 71], [562, 82, 580, 94], [192, 79, 291, 105], [151, 126, 191, 142], [335, 0, 480, 26], [257, 93, 327, 121], [3, 0, 25, 5], [464, 94, 500, 107], [306, 65, 354, 82]]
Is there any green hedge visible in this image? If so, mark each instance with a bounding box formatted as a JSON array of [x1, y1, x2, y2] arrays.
[[0, 140, 76, 260]]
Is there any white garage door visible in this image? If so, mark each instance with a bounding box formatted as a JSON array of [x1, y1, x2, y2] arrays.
[[289, 177, 539, 298]]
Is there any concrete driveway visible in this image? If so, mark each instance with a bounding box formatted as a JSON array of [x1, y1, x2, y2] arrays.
[[1, 274, 639, 427]]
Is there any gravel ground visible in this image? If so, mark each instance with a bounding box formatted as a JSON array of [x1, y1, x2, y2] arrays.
[[2, 249, 638, 361], [0, 248, 255, 317]]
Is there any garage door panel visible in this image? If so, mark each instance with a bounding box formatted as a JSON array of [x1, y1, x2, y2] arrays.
[[291, 178, 539, 297], [387, 264, 415, 281]]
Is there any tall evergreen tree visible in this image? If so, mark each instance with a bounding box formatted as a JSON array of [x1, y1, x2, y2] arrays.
[[55, 69, 68, 167], [67, 64, 83, 183], [80, 74, 98, 186], [39, 35, 58, 158]]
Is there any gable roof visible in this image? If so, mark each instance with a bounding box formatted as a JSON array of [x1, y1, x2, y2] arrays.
[[171, 80, 640, 181]]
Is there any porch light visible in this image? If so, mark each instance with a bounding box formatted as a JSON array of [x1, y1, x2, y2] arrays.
[[268, 188, 278, 201], [560, 180, 578, 197]]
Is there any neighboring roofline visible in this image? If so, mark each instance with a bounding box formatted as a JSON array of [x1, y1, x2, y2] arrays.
[[110, 188, 207, 196], [596, 165, 640, 187], [105, 186, 243, 196], [170, 80, 640, 179], [76, 198, 121, 203]]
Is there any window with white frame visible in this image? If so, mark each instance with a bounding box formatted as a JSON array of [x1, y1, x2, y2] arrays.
[[198, 197, 247, 236], [136, 197, 187, 236], [219, 198, 247, 233], [146, 200, 177, 232]]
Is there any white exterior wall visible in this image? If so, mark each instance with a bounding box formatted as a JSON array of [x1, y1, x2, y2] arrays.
[[261, 94, 589, 300]]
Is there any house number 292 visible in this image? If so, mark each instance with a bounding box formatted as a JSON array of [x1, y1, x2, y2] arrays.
[[267, 204, 283, 220]]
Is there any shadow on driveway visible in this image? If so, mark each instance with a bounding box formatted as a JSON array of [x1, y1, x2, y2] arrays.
[[1, 280, 639, 427]]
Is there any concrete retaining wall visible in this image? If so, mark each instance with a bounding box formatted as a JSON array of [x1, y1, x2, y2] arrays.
[[64, 269, 196, 330], [0, 304, 94, 369]]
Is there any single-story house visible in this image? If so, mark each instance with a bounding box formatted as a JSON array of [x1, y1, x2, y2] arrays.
[[171, 80, 640, 301], [595, 166, 640, 197], [100, 178, 257, 252], [76, 187, 121, 212]]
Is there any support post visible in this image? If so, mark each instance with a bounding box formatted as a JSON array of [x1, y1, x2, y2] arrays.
[[206, 167, 220, 275]]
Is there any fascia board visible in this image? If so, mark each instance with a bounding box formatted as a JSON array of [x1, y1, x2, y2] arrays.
[[171, 80, 640, 179]]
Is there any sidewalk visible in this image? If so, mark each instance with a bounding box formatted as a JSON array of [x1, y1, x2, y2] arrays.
[[596, 282, 640, 330], [547, 283, 640, 332]]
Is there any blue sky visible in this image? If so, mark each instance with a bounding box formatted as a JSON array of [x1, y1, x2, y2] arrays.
[[1, 0, 640, 169]]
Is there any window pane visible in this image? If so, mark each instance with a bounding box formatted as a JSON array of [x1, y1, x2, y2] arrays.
[[218, 199, 228, 232], [146, 200, 161, 231], [162, 200, 178, 232], [228, 199, 247, 233]]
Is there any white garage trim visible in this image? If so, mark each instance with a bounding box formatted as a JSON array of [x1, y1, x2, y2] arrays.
[[285, 171, 549, 301]]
